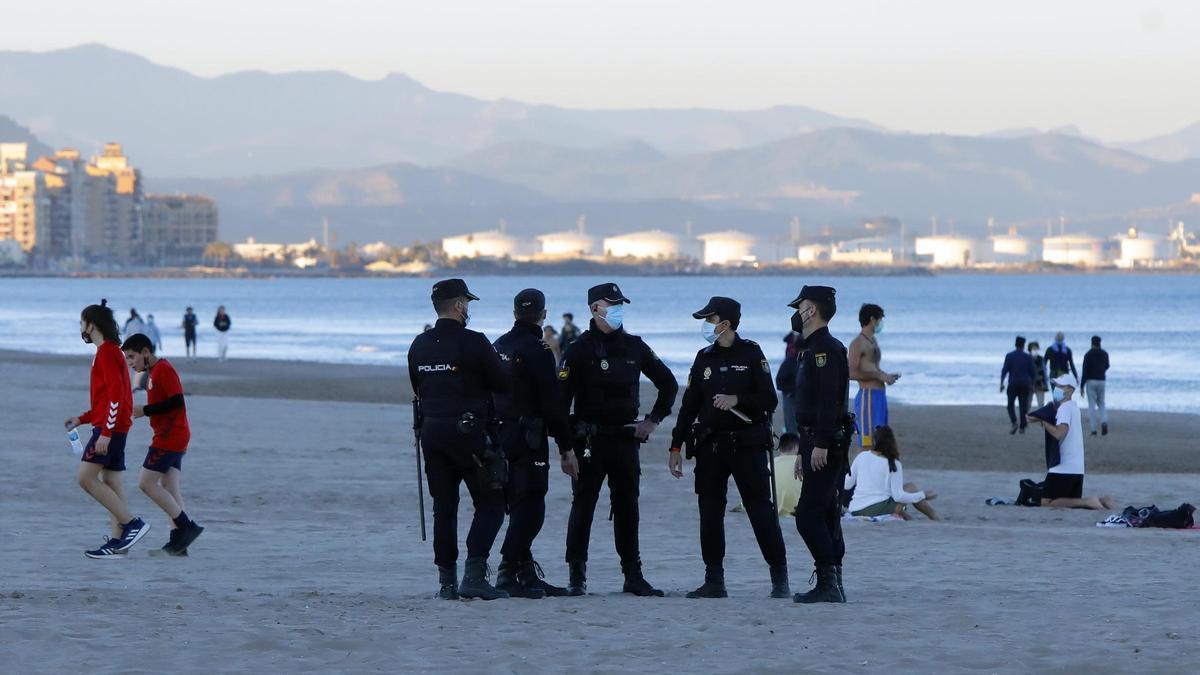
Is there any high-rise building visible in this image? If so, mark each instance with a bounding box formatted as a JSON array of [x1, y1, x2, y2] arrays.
[[32, 149, 88, 257], [0, 143, 50, 254], [142, 194, 219, 263], [80, 142, 143, 261]]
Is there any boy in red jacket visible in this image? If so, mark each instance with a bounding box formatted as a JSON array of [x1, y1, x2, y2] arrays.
[[64, 300, 150, 558], [122, 333, 204, 555]]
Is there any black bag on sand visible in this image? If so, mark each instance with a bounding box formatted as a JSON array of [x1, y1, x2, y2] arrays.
[[1143, 503, 1195, 529], [1016, 479, 1044, 507]]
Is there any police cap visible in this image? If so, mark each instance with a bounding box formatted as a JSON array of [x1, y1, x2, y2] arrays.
[[514, 288, 546, 313], [692, 296, 741, 325], [587, 282, 630, 306], [787, 285, 836, 308], [431, 278, 479, 303]]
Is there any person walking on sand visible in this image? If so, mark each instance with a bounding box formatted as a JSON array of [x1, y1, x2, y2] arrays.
[[1080, 335, 1110, 436], [182, 307, 198, 360], [1044, 332, 1077, 382], [213, 306, 231, 361], [122, 333, 205, 556], [123, 308, 145, 339], [1001, 336, 1037, 434], [1029, 340, 1048, 408], [848, 303, 898, 449], [844, 426, 939, 520], [1027, 373, 1116, 510], [64, 299, 150, 558]]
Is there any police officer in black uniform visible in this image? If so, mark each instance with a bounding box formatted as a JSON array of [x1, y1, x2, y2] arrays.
[[408, 278, 510, 601], [491, 289, 573, 599], [668, 297, 790, 599], [787, 285, 851, 604], [560, 282, 678, 597]]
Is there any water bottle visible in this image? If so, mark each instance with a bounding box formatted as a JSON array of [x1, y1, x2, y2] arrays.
[[67, 428, 84, 456]]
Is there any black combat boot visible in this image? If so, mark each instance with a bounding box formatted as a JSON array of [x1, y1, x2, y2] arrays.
[[566, 560, 587, 596], [793, 565, 843, 604], [521, 560, 567, 598], [437, 564, 459, 600], [496, 559, 546, 599], [459, 557, 509, 600], [834, 565, 847, 602], [686, 566, 727, 598], [622, 560, 665, 597], [769, 564, 791, 599]]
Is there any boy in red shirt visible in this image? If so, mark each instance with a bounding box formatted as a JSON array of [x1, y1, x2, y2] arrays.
[[65, 300, 150, 558], [122, 333, 204, 555]]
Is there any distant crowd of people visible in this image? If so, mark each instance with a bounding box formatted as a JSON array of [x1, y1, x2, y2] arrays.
[[120, 305, 232, 364]]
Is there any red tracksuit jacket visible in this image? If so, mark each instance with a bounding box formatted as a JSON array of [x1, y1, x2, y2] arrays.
[[77, 341, 133, 437]]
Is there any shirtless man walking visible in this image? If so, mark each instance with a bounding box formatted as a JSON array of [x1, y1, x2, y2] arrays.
[[848, 303, 899, 449]]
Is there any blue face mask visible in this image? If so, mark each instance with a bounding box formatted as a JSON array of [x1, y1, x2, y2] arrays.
[[1052, 388, 1065, 403], [875, 320, 884, 335], [602, 305, 624, 331], [701, 321, 721, 343]]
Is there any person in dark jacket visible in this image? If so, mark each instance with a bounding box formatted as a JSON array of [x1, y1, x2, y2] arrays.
[[1028, 341, 1048, 408], [1044, 332, 1077, 381], [1001, 336, 1038, 434], [667, 296, 789, 600], [408, 279, 511, 600], [559, 282, 678, 597], [491, 289, 573, 599], [1080, 335, 1110, 436], [775, 332, 801, 435], [787, 285, 850, 604]]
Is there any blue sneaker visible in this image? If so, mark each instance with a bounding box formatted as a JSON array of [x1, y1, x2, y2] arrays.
[[116, 517, 150, 552], [85, 538, 127, 559]]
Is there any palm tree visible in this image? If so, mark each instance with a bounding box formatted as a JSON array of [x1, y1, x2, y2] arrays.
[[203, 241, 236, 268]]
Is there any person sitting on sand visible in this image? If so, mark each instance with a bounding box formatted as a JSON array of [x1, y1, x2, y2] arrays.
[[844, 426, 939, 520], [731, 431, 804, 516], [1027, 373, 1117, 510]]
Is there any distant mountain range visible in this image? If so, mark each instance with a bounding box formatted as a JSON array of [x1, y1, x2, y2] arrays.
[[0, 44, 882, 178], [448, 129, 1200, 221], [0, 115, 53, 160], [3, 44, 1199, 245]]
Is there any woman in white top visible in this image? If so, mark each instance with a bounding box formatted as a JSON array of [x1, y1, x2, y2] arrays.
[[844, 426, 940, 520]]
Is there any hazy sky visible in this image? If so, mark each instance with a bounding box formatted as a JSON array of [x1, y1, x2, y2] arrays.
[[6, 1, 1199, 140]]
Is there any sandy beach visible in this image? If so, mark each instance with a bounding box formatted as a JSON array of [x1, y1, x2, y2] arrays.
[[2, 348, 1198, 674]]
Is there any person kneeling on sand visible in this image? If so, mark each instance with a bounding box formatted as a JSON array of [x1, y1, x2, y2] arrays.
[[1027, 373, 1117, 510], [844, 426, 940, 520]]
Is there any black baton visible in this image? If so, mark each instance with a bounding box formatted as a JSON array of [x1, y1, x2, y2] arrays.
[[413, 398, 427, 541]]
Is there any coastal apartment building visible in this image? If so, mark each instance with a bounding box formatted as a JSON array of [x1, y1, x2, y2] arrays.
[[81, 142, 143, 261], [142, 193, 219, 263], [0, 143, 50, 253]]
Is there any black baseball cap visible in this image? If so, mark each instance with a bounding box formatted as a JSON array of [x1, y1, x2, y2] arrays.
[[431, 278, 479, 303], [692, 296, 741, 324], [514, 288, 546, 313], [587, 282, 630, 306], [788, 285, 836, 308]]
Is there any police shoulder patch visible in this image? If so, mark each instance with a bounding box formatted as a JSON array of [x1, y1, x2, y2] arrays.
[[761, 359, 770, 373], [815, 353, 827, 368]]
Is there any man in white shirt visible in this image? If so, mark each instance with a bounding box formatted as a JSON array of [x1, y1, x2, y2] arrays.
[[1028, 374, 1116, 510]]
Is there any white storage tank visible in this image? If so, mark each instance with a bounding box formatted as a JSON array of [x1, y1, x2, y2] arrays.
[[442, 230, 519, 259], [914, 236, 981, 267], [603, 229, 681, 259], [1042, 235, 1106, 266], [698, 230, 757, 265], [991, 234, 1037, 263], [830, 237, 896, 265], [1117, 228, 1175, 268], [537, 231, 597, 257]]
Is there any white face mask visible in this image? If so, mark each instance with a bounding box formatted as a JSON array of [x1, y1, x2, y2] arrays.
[[602, 305, 624, 331], [701, 321, 722, 343]]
